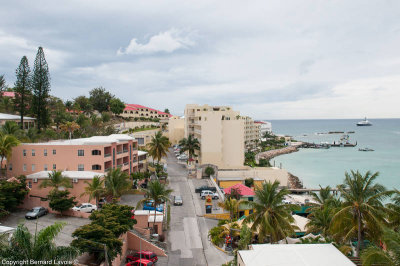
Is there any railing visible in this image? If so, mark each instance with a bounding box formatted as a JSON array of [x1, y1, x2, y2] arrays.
[[104, 153, 111, 157], [117, 151, 123, 155], [123, 162, 129, 166], [132, 147, 138, 151], [123, 149, 129, 153], [133, 159, 138, 163], [117, 164, 123, 168], [105, 167, 112, 171]]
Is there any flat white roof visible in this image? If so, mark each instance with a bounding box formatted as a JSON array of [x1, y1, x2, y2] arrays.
[[148, 215, 163, 223], [138, 150, 148, 156], [217, 176, 263, 181], [0, 225, 15, 234], [238, 244, 355, 266], [0, 113, 36, 120], [27, 171, 104, 179], [24, 134, 134, 145], [134, 210, 163, 216]]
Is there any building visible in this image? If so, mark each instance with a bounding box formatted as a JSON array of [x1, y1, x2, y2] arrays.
[[242, 116, 261, 151], [237, 244, 355, 266], [7, 134, 139, 178], [0, 113, 36, 129], [23, 171, 104, 212], [133, 210, 164, 235], [223, 183, 255, 217], [255, 121, 272, 137], [138, 150, 148, 171], [130, 129, 159, 148], [184, 104, 245, 169], [121, 104, 172, 120], [167, 116, 184, 145]]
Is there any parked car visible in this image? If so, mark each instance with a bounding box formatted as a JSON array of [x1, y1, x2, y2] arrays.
[[200, 190, 219, 200], [72, 203, 98, 213], [126, 259, 154, 266], [126, 251, 158, 263], [143, 201, 164, 212], [195, 185, 217, 193], [25, 207, 48, 219], [173, 195, 183, 206], [177, 155, 188, 160]]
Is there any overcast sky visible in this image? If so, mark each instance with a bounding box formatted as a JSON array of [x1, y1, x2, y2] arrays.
[[1, 0, 400, 119]]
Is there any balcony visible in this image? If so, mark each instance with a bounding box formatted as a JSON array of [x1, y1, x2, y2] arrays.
[[123, 149, 128, 153], [117, 164, 123, 168], [123, 162, 129, 166], [105, 167, 112, 172], [117, 151, 123, 155], [104, 153, 111, 157]]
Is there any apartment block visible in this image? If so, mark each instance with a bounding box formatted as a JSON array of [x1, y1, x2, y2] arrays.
[[7, 134, 139, 178], [242, 116, 261, 151], [184, 104, 245, 169], [168, 116, 185, 145]]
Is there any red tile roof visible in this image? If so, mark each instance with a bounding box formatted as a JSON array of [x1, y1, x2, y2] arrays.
[[124, 104, 172, 117], [223, 183, 255, 196], [254, 121, 267, 124]]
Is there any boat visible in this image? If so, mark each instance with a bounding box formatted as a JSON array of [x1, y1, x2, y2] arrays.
[[331, 135, 357, 147], [359, 148, 374, 152], [357, 117, 372, 126]]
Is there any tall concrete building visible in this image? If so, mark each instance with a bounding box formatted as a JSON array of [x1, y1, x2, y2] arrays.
[[242, 116, 261, 151], [184, 104, 246, 169]]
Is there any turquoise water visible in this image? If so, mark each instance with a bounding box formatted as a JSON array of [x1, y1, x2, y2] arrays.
[[269, 119, 400, 190]]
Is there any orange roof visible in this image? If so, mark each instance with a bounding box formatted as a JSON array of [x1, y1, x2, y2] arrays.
[[223, 183, 255, 196]]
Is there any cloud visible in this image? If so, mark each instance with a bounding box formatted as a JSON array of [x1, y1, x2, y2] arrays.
[[117, 28, 195, 55]]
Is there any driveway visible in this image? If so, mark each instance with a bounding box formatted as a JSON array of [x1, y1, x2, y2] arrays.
[[166, 150, 233, 266], [0, 210, 90, 246]]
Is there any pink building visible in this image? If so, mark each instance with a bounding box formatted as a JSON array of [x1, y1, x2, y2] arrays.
[[7, 134, 139, 178], [23, 170, 104, 214]]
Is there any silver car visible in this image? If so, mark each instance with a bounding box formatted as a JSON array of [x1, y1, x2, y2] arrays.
[[25, 207, 48, 219], [174, 195, 183, 206]]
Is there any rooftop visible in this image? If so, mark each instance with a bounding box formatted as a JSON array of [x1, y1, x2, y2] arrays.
[[23, 134, 134, 145], [124, 104, 172, 117], [27, 171, 105, 179], [238, 244, 355, 266], [138, 150, 148, 156], [223, 183, 255, 196], [0, 113, 36, 120]]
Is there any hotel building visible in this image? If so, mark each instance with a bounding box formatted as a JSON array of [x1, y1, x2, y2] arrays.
[[184, 104, 246, 169], [7, 134, 139, 178], [121, 104, 172, 120]]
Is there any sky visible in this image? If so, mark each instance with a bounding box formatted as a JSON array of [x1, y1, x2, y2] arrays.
[[1, 0, 400, 119]]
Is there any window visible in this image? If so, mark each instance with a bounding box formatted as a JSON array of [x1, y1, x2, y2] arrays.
[[32, 164, 35, 171], [44, 149, 47, 156], [53, 164, 56, 170], [44, 164, 48, 171], [32, 149, 35, 156], [92, 164, 101, 170], [23, 164, 26, 171], [53, 149, 56, 155], [137, 138, 144, 145], [23, 149, 26, 156], [28, 181, 32, 189], [8, 164, 12, 171], [78, 150, 84, 156], [92, 150, 101, 156], [78, 164, 84, 171]]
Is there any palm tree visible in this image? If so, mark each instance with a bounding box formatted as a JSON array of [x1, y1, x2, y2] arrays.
[[244, 181, 299, 243], [39, 170, 72, 191], [361, 229, 400, 266], [306, 207, 334, 237], [81, 176, 105, 206], [331, 170, 393, 257], [1, 121, 21, 137], [0, 132, 20, 176], [218, 197, 244, 221], [386, 189, 400, 231], [60, 121, 80, 139], [0, 222, 79, 261], [178, 135, 200, 161], [147, 131, 170, 164], [137, 180, 173, 233], [104, 168, 130, 202]]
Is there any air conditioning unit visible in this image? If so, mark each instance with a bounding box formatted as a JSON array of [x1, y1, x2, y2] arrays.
[[72, 178, 78, 183], [33, 178, 38, 183]]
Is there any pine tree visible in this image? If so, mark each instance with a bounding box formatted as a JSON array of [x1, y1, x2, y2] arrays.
[[31, 47, 51, 131], [14, 56, 32, 129]]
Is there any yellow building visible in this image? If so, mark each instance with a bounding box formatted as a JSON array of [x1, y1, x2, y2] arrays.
[[184, 104, 245, 169], [167, 116, 185, 145]]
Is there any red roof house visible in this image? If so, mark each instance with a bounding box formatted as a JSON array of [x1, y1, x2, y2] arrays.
[[223, 183, 255, 197], [123, 104, 172, 118]]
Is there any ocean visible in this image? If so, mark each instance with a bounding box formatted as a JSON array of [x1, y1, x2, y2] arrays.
[[269, 119, 400, 190]]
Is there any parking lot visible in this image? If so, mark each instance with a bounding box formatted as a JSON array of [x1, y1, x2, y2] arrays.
[[0, 210, 91, 246]]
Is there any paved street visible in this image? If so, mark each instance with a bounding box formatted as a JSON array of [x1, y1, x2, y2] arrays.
[[166, 151, 233, 266]]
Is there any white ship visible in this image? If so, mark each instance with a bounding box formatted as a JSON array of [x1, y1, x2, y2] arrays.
[[356, 117, 372, 126]]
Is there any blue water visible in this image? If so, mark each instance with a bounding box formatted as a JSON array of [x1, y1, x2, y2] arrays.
[[269, 119, 400, 190]]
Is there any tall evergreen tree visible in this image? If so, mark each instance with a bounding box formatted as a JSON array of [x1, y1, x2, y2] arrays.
[[31, 47, 51, 131], [14, 56, 32, 129]]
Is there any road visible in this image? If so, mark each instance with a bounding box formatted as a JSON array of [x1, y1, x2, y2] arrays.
[[166, 151, 233, 266]]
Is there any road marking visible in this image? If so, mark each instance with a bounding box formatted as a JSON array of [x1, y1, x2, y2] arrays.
[[183, 217, 203, 249]]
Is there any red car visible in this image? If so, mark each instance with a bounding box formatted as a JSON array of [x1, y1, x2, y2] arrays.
[[126, 259, 154, 266], [126, 251, 158, 263]]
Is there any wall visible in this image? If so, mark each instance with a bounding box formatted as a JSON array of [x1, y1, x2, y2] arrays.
[[221, 119, 244, 168], [127, 231, 167, 257], [135, 213, 163, 235], [218, 167, 289, 187], [167, 117, 184, 145]]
